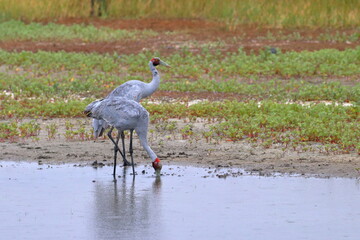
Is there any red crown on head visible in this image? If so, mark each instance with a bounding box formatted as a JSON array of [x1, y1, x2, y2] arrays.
[[151, 58, 160, 66]]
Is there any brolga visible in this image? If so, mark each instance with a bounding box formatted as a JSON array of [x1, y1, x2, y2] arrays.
[[92, 57, 170, 166], [85, 97, 162, 177]]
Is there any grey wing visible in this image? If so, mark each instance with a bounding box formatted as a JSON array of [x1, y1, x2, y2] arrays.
[[101, 98, 143, 129], [107, 81, 145, 102]]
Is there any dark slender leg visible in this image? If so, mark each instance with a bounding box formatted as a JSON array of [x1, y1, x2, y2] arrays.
[[129, 130, 135, 177], [107, 127, 125, 177], [113, 131, 121, 173], [121, 131, 131, 166]]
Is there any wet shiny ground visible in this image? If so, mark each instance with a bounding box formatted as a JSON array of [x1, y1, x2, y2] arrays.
[[1, 161, 360, 240]]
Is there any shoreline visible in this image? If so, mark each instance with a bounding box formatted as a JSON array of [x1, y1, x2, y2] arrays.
[[1, 118, 359, 179]]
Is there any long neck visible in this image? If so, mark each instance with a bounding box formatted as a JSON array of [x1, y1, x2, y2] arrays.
[[142, 61, 160, 98], [138, 130, 157, 161]]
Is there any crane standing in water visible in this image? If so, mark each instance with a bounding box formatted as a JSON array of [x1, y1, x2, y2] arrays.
[[92, 57, 170, 166], [85, 97, 162, 176]]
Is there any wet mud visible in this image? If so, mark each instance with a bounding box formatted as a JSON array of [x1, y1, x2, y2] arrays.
[[1, 118, 359, 178]]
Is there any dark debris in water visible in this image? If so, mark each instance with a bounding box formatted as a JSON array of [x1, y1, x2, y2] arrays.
[[91, 160, 105, 168]]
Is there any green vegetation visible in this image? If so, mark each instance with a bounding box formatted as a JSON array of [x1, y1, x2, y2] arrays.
[[144, 101, 359, 154], [1, 0, 360, 28], [0, 20, 157, 42], [1, 48, 359, 78], [0, 120, 40, 142], [0, 49, 358, 154], [0, 49, 359, 103], [0, 20, 358, 43], [1, 101, 358, 153], [257, 30, 360, 43], [64, 120, 93, 141]]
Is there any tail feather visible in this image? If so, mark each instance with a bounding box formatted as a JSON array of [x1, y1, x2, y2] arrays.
[[84, 98, 104, 118], [84, 110, 92, 117]]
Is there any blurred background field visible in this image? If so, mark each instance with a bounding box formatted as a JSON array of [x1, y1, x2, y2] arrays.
[[0, 0, 360, 28], [0, 0, 359, 154]]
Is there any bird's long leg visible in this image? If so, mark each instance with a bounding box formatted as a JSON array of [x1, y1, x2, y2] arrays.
[[114, 131, 121, 169], [107, 127, 125, 177], [120, 131, 131, 166], [129, 129, 135, 177]]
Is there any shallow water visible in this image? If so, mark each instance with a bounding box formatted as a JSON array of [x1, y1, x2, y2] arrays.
[[1, 161, 360, 240]]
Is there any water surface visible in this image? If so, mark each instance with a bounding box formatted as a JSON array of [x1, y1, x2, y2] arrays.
[[1, 161, 360, 240]]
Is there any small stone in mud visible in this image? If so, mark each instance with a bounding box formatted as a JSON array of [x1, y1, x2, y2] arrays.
[[37, 155, 51, 159], [142, 170, 146, 174], [66, 153, 78, 158], [92, 180, 96, 183]]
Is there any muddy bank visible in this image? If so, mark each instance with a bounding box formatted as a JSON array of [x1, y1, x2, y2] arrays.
[[1, 118, 359, 178]]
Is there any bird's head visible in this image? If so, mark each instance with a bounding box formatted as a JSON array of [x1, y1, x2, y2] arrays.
[[151, 57, 170, 68], [152, 158, 162, 175]]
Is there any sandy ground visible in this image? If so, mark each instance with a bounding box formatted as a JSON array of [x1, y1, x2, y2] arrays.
[[1, 118, 359, 178]]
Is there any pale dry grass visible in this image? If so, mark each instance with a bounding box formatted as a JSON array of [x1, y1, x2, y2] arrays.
[[0, 0, 359, 28]]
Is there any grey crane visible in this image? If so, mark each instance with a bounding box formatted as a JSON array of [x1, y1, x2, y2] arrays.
[[85, 97, 162, 176], [92, 57, 170, 166]]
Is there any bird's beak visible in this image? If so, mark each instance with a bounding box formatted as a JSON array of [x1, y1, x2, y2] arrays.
[[160, 60, 171, 68]]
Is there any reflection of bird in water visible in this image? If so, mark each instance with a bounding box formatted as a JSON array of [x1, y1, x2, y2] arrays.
[[152, 176, 162, 194], [92, 57, 170, 167], [92, 170, 162, 239], [85, 97, 162, 176]]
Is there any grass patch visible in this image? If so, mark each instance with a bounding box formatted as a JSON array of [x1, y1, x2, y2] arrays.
[[0, 49, 359, 102], [1, 100, 358, 154], [0, 120, 40, 142], [144, 101, 360, 154], [0, 49, 358, 154], [257, 30, 360, 43], [1, 0, 360, 28], [0, 47, 359, 77], [0, 20, 358, 44], [0, 20, 157, 42]]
